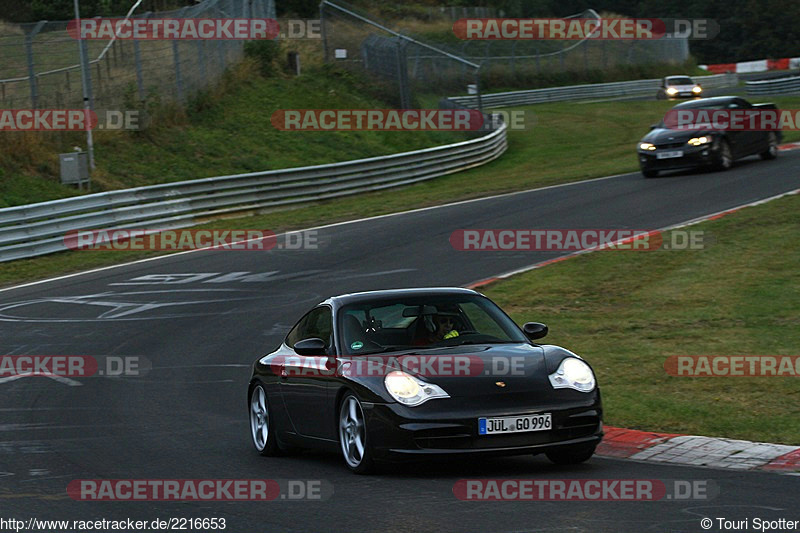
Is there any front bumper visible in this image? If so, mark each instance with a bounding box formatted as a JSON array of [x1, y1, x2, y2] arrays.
[[362, 400, 603, 460], [638, 143, 715, 172]]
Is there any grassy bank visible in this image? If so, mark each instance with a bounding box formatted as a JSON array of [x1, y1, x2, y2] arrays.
[[0, 62, 465, 208], [482, 193, 800, 444]]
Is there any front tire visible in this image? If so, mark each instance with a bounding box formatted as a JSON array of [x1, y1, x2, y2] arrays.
[[338, 393, 375, 474], [760, 132, 778, 160], [249, 383, 281, 456], [545, 443, 597, 465], [714, 139, 733, 171]]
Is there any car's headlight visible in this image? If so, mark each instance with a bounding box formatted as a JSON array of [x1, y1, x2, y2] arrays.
[[666, 87, 678, 95], [384, 371, 449, 406], [687, 136, 711, 146], [639, 142, 656, 151], [692, 86, 702, 93], [549, 357, 596, 392]]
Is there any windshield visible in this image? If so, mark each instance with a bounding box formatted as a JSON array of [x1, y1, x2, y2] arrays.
[[667, 77, 694, 85], [337, 294, 528, 355]]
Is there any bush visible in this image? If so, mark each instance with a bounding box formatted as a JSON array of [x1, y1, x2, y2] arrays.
[[244, 40, 282, 77]]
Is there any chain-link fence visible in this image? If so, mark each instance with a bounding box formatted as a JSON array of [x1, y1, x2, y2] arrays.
[[0, 0, 275, 113], [320, 2, 689, 109], [320, 0, 482, 111]]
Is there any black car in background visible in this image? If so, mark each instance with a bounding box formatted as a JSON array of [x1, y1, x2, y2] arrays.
[[248, 288, 603, 473], [637, 96, 780, 178]]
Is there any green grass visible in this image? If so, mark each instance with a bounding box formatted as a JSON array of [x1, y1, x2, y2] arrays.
[[0, 62, 466, 207], [3, 94, 800, 288], [481, 194, 800, 444]]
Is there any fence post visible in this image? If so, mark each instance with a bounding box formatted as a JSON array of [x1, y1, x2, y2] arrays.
[[173, 41, 184, 102], [511, 41, 516, 76], [133, 39, 145, 103], [217, 40, 226, 71], [583, 40, 588, 73], [80, 40, 95, 110], [474, 70, 483, 113], [320, 1, 329, 63], [395, 40, 411, 108], [25, 21, 46, 108], [173, 7, 191, 101], [197, 41, 207, 87]]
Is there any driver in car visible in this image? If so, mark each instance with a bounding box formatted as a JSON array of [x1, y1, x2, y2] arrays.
[[414, 311, 460, 345]]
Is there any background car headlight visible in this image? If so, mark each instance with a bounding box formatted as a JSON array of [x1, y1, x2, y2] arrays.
[[687, 136, 711, 146], [666, 87, 678, 95], [639, 142, 656, 151], [385, 371, 449, 406], [549, 357, 596, 392], [692, 86, 702, 93]]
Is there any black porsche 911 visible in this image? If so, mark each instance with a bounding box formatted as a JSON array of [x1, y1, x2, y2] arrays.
[[248, 288, 603, 473], [637, 96, 780, 178]]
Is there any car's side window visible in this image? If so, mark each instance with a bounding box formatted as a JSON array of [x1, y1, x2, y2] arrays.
[[285, 306, 333, 351]]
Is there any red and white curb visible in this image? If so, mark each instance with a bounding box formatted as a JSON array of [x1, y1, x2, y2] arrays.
[[598, 427, 800, 473], [779, 141, 800, 152], [700, 57, 800, 74]]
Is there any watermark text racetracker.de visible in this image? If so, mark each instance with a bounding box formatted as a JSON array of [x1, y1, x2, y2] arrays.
[[452, 18, 719, 40], [0, 109, 140, 131], [450, 229, 710, 251], [271, 109, 485, 131], [454, 479, 719, 500], [665, 355, 800, 377], [270, 354, 534, 378], [68, 18, 280, 40], [271, 109, 535, 131], [664, 108, 800, 131], [0, 355, 150, 380], [66, 479, 332, 501], [67, 18, 322, 41], [63, 229, 319, 251]]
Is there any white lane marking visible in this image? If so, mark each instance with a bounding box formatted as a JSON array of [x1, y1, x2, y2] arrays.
[[0, 289, 263, 322], [0, 173, 631, 294], [0, 373, 82, 386]]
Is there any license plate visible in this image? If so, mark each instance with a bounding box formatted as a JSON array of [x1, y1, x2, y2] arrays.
[[657, 150, 683, 159], [479, 413, 552, 435]]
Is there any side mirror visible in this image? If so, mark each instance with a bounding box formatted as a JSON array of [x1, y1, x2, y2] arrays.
[[650, 123, 659, 130], [294, 338, 327, 356], [522, 322, 548, 340]]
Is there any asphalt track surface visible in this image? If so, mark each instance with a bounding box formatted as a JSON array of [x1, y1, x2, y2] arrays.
[[2, 152, 800, 533]]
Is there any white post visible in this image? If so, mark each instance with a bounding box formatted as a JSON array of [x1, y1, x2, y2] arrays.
[[74, 0, 96, 177]]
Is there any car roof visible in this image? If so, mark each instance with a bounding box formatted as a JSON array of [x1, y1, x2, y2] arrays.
[[665, 75, 694, 81], [672, 96, 738, 109], [321, 287, 481, 308]]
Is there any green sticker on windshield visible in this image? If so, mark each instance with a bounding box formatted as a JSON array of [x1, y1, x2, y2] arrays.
[[351, 341, 364, 350]]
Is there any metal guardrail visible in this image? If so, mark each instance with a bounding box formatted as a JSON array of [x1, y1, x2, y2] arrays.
[[746, 75, 800, 95], [0, 123, 507, 262], [449, 73, 739, 109]]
